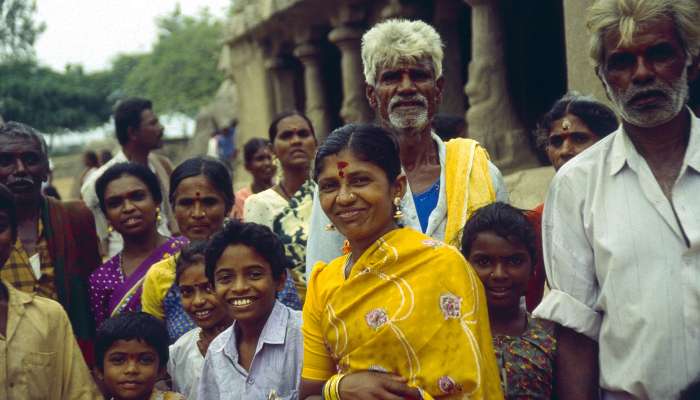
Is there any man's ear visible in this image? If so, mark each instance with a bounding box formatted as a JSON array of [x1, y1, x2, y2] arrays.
[[127, 125, 139, 143], [595, 66, 613, 102], [366, 84, 377, 109], [687, 54, 700, 83], [435, 76, 445, 104]]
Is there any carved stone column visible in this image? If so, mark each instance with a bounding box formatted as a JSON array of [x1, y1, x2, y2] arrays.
[[294, 42, 331, 139], [328, 25, 373, 123], [464, 0, 540, 174], [264, 55, 297, 115]]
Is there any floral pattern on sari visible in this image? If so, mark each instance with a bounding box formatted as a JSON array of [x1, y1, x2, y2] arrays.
[[272, 179, 315, 306]]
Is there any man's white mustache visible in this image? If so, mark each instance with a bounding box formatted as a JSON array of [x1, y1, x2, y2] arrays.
[[389, 95, 427, 111]]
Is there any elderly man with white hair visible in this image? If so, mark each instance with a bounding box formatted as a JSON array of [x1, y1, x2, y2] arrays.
[[305, 19, 507, 276], [532, 0, 700, 399]]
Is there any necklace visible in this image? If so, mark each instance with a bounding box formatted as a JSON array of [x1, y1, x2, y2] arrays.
[[278, 181, 292, 200], [343, 254, 354, 278]]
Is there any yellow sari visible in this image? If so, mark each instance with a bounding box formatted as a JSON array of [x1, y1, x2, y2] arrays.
[[302, 228, 503, 399]]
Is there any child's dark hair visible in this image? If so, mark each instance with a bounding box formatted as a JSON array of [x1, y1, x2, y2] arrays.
[[461, 202, 537, 264], [95, 312, 169, 371], [205, 221, 292, 284], [175, 241, 207, 285]]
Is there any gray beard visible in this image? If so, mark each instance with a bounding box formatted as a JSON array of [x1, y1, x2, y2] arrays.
[[604, 67, 688, 128], [388, 107, 429, 135]]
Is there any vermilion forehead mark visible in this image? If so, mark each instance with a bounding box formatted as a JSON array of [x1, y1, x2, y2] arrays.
[[337, 161, 348, 178], [195, 191, 201, 198]]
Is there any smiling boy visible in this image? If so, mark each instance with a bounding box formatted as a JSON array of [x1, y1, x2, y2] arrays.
[[198, 221, 303, 399], [95, 312, 184, 400]]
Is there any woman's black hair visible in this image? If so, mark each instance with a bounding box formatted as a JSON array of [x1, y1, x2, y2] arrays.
[[0, 183, 17, 241], [169, 156, 234, 215], [535, 92, 618, 149], [313, 123, 401, 183], [460, 202, 537, 265], [175, 241, 207, 285], [243, 138, 271, 165], [95, 312, 169, 371], [268, 110, 315, 143], [205, 221, 291, 284], [95, 162, 163, 213]]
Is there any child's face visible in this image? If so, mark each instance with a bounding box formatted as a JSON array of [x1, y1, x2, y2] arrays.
[[0, 210, 13, 267], [179, 262, 229, 331], [212, 244, 285, 327], [467, 230, 532, 312], [98, 339, 161, 400]]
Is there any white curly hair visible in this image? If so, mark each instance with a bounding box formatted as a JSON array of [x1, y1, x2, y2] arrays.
[[361, 19, 444, 86], [588, 0, 700, 68]]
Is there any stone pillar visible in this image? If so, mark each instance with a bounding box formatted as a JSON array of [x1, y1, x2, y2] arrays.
[[464, 0, 540, 174], [434, 0, 467, 116], [328, 25, 373, 123], [264, 55, 297, 115], [294, 42, 332, 139], [563, 0, 607, 102]]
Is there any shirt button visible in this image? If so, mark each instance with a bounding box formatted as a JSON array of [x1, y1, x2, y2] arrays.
[[247, 377, 255, 385]]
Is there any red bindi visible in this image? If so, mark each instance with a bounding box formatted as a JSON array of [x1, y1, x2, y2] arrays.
[[337, 161, 348, 178], [195, 191, 201, 198]]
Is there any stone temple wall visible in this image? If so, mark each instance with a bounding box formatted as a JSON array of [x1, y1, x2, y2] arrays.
[[213, 0, 607, 200]]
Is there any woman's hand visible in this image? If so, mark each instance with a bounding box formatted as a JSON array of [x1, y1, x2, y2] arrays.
[[338, 371, 422, 400]]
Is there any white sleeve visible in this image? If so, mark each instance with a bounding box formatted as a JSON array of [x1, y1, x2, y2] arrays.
[[243, 194, 274, 228], [80, 170, 109, 242], [532, 173, 601, 340], [487, 161, 509, 203], [305, 187, 345, 280]]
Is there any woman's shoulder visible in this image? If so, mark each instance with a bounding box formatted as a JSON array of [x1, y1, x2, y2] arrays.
[[393, 228, 467, 263], [247, 187, 284, 204], [144, 254, 178, 284], [89, 255, 120, 282]]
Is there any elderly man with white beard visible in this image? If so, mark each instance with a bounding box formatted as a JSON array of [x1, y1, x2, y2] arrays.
[[532, 1, 700, 399], [304, 19, 508, 277]]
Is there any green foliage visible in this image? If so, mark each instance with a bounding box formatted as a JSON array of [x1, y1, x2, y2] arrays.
[[0, 60, 114, 132], [0, 0, 45, 59], [121, 8, 224, 117]]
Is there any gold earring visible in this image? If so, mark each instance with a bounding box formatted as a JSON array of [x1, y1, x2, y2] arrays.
[[325, 223, 336, 231], [156, 207, 162, 223], [393, 197, 403, 220], [108, 224, 113, 233]]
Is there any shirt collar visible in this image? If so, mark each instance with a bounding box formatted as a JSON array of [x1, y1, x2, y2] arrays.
[[685, 108, 700, 172], [223, 300, 288, 360], [3, 279, 34, 308], [608, 107, 700, 176]]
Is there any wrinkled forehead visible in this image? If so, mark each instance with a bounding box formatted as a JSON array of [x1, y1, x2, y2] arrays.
[[376, 56, 436, 76], [0, 135, 46, 156], [602, 15, 683, 57]]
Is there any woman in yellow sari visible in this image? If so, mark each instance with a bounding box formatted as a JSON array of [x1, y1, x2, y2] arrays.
[[300, 124, 503, 400]]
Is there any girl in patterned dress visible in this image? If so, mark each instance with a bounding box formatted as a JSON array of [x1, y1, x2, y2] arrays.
[[461, 202, 561, 399]]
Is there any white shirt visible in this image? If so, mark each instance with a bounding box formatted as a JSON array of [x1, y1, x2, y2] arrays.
[[197, 301, 303, 400], [305, 132, 508, 278], [243, 188, 288, 229], [168, 327, 204, 400], [533, 110, 700, 400], [80, 150, 172, 257]]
